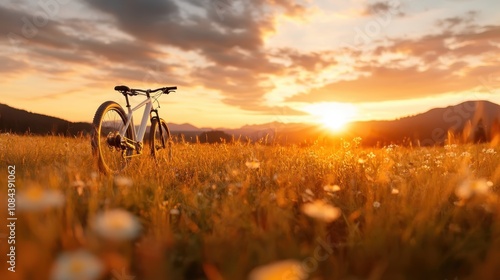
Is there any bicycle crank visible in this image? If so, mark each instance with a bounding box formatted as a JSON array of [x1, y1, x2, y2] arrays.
[[106, 132, 135, 150]]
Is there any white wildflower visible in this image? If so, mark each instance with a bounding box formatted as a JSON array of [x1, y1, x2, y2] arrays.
[[51, 250, 103, 280], [455, 178, 493, 200], [248, 260, 306, 280], [92, 209, 141, 241], [483, 148, 496, 154], [245, 160, 260, 169], [323, 184, 341, 193], [17, 187, 65, 211], [302, 188, 315, 202], [114, 176, 133, 188], [301, 200, 342, 222]]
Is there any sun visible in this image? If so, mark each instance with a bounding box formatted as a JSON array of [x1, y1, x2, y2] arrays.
[[305, 103, 358, 132]]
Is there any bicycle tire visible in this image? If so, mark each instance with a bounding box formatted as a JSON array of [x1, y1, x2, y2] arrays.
[[91, 101, 134, 173], [150, 118, 172, 161]]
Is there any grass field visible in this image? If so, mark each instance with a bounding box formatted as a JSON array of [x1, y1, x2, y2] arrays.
[[1, 134, 500, 280]]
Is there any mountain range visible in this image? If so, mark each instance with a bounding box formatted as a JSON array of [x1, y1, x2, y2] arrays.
[[1, 101, 499, 146]]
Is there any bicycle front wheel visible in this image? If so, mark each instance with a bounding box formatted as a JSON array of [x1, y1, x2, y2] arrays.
[[150, 118, 172, 161], [91, 101, 133, 173]]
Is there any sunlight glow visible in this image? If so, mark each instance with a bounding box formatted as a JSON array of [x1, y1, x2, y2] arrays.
[[304, 102, 358, 131]]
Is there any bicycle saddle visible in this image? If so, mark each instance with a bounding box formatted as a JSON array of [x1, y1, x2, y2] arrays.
[[114, 85, 130, 92]]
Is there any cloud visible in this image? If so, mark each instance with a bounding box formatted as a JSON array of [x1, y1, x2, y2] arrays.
[[436, 11, 477, 29], [288, 21, 500, 103], [0, 5, 71, 52], [374, 24, 500, 64], [288, 65, 481, 103], [0, 57, 28, 74], [191, 64, 307, 115], [363, 1, 404, 17], [1, 0, 315, 115], [79, 0, 312, 113], [272, 48, 337, 71], [20, 89, 81, 101]]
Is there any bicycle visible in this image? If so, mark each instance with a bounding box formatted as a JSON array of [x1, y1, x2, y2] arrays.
[[91, 85, 177, 174]]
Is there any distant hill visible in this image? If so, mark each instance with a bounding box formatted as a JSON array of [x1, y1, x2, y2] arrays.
[[232, 100, 500, 146], [0, 104, 92, 136], [198, 131, 233, 144], [2, 101, 499, 146], [168, 123, 208, 132], [348, 100, 500, 146]]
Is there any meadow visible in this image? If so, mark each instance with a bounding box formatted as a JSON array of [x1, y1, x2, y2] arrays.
[[0, 134, 499, 280]]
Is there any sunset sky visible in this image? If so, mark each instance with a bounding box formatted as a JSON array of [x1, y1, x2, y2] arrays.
[[1, 0, 499, 128]]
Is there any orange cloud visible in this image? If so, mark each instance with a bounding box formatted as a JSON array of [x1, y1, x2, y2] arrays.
[[289, 22, 500, 103]]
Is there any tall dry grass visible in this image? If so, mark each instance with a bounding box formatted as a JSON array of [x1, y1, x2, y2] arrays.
[[0, 134, 499, 280]]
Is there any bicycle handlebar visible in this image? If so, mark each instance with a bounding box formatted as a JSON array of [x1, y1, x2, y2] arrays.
[[114, 85, 177, 95]]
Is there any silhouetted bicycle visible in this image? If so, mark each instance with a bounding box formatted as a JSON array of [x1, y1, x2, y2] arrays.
[[91, 85, 177, 173]]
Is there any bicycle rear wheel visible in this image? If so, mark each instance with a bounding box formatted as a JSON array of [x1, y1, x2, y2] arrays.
[[91, 101, 134, 173], [150, 118, 172, 161]]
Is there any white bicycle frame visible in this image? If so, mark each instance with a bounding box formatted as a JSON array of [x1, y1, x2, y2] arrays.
[[120, 95, 154, 143]]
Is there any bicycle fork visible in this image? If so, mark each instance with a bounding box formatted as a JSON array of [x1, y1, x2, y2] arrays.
[[150, 109, 166, 149]]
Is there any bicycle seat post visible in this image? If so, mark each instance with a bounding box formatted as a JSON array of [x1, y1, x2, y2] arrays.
[[123, 92, 131, 108]]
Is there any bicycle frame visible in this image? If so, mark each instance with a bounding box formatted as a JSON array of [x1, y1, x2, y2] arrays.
[[120, 95, 155, 144]]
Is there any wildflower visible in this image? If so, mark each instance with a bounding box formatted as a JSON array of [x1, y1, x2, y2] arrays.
[[71, 180, 85, 188], [353, 137, 362, 145], [170, 208, 180, 215], [323, 184, 341, 193], [373, 201, 381, 208], [272, 173, 279, 181], [92, 209, 141, 241], [114, 176, 133, 188], [17, 186, 65, 211], [367, 152, 376, 159], [248, 259, 306, 280], [245, 160, 260, 169], [51, 250, 103, 280], [301, 200, 341, 222], [460, 152, 471, 157], [358, 158, 366, 164], [444, 144, 457, 150], [343, 141, 350, 149], [455, 178, 493, 200], [302, 188, 315, 202], [71, 180, 86, 196], [391, 188, 399, 195], [483, 148, 496, 154]]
